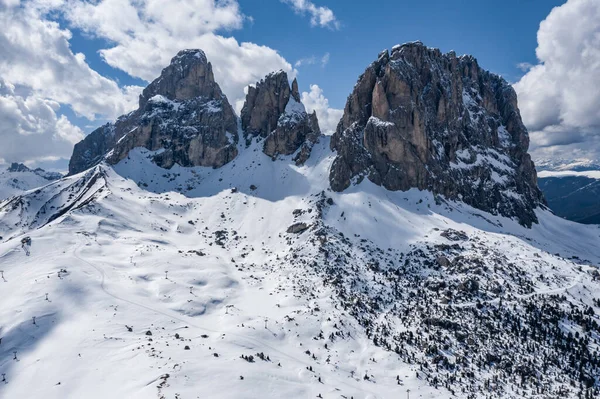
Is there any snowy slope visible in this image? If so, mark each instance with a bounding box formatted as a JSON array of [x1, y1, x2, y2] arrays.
[[1, 138, 599, 398]]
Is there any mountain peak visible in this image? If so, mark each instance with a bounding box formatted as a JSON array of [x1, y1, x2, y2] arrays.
[[330, 45, 545, 226], [69, 50, 324, 175], [7, 162, 30, 173], [241, 71, 320, 165], [138, 48, 221, 109], [69, 49, 238, 175], [172, 49, 207, 62]]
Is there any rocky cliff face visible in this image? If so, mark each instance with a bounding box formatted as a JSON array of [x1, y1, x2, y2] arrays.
[[330, 42, 545, 226], [70, 53, 321, 174], [241, 71, 321, 165], [69, 50, 238, 175]]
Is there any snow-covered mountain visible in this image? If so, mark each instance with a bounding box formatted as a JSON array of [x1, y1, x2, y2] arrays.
[[0, 163, 62, 201], [536, 158, 600, 172], [1, 45, 600, 399]]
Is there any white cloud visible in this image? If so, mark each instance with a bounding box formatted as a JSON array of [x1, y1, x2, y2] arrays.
[[514, 0, 600, 160], [301, 84, 342, 134], [59, 0, 295, 113], [0, 0, 299, 164], [0, 4, 142, 121], [295, 52, 330, 68], [282, 0, 339, 29], [0, 78, 84, 164], [0, 0, 19, 7], [295, 56, 317, 67], [516, 62, 534, 72]]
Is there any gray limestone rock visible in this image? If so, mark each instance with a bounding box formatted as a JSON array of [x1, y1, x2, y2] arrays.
[[69, 49, 238, 175], [329, 42, 545, 226]]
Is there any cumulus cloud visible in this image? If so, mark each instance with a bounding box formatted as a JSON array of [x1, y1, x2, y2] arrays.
[[0, 0, 299, 163], [58, 0, 294, 112], [0, 79, 84, 164], [301, 84, 342, 134], [282, 0, 339, 29], [0, 4, 142, 121], [514, 0, 600, 160]]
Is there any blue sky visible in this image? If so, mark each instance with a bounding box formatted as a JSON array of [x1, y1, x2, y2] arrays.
[[1, 0, 599, 170], [70, 0, 565, 111], [235, 0, 565, 107]]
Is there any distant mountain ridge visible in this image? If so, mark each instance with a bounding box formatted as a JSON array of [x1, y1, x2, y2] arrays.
[[536, 158, 600, 172], [536, 158, 600, 225], [6, 162, 62, 180], [0, 163, 62, 201]]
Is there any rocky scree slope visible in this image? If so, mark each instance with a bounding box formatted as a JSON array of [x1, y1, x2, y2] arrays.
[[330, 42, 544, 226]]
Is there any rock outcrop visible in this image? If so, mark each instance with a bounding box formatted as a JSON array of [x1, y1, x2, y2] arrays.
[[69, 50, 238, 175], [241, 71, 321, 165], [330, 42, 545, 226]]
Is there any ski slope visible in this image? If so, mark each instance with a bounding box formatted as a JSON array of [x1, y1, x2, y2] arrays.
[[1, 138, 599, 398]]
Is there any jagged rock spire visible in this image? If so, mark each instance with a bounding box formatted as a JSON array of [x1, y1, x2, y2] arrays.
[[291, 78, 301, 103], [240, 70, 291, 140], [241, 71, 321, 165]]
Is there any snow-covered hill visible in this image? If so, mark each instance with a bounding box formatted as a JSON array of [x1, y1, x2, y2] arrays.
[[1, 138, 599, 399], [0, 163, 62, 202]]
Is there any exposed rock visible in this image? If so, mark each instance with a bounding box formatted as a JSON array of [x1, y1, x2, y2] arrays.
[[7, 163, 30, 173], [440, 229, 469, 241], [287, 222, 310, 234], [436, 255, 450, 268], [241, 71, 290, 140], [241, 72, 321, 165], [69, 49, 238, 175], [6, 163, 62, 181], [330, 42, 545, 226]]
